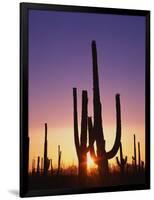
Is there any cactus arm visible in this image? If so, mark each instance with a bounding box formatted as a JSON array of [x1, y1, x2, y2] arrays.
[[80, 91, 88, 150], [106, 94, 121, 159], [73, 88, 81, 157]]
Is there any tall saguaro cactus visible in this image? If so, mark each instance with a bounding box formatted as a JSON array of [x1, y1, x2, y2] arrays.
[[88, 40, 121, 177], [132, 134, 137, 171], [116, 142, 127, 174], [43, 123, 50, 175], [73, 88, 89, 181]]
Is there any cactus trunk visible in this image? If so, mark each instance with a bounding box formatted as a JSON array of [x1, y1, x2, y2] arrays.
[[89, 40, 121, 177], [91, 40, 107, 176]]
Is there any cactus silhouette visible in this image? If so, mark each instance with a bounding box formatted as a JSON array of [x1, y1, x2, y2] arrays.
[[43, 123, 50, 175], [41, 157, 43, 174], [132, 134, 137, 171], [50, 159, 53, 174], [37, 156, 40, 174], [57, 145, 62, 176], [73, 88, 91, 181], [141, 161, 144, 172], [116, 142, 127, 174], [88, 40, 121, 177], [138, 142, 141, 172], [32, 158, 35, 174]]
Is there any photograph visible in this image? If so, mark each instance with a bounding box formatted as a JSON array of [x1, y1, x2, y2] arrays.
[[20, 3, 150, 197]]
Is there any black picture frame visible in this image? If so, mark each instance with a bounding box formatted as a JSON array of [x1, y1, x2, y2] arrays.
[[20, 2, 150, 197]]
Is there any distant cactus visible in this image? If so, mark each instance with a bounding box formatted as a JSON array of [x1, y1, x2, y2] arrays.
[[32, 158, 35, 174], [57, 145, 62, 176], [73, 88, 91, 182], [132, 134, 137, 171], [141, 161, 144, 172], [87, 41, 121, 177], [37, 156, 40, 174], [116, 142, 127, 174], [138, 142, 141, 172], [50, 159, 53, 174], [41, 157, 43, 174], [43, 123, 50, 175]]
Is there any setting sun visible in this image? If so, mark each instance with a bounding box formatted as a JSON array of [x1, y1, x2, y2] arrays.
[[87, 153, 96, 169]]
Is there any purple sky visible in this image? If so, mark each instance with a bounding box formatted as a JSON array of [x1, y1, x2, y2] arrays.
[[28, 9, 145, 167]]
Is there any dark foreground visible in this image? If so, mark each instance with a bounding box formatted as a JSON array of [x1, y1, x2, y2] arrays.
[[28, 170, 145, 192]]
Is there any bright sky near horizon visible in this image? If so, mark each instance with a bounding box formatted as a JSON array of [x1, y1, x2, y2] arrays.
[[28, 9, 145, 171]]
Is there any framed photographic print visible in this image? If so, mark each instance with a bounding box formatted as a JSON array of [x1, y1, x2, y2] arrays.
[[20, 2, 150, 197]]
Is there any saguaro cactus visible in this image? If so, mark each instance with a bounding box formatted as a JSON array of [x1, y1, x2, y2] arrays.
[[41, 157, 43, 174], [50, 159, 53, 174], [32, 158, 35, 174], [57, 145, 62, 176], [73, 88, 90, 181], [132, 134, 137, 171], [43, 123, 50, 175], [36, 156, 40, 174], [88, 40, 121, 177], [138, 142, 141, 171], [116, 142, 127, 174]]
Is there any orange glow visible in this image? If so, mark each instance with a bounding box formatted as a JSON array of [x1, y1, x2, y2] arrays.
[[87, 153, 96, 169], [29, 125, 145, 172]]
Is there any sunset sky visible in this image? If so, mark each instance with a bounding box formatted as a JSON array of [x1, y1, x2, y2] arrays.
[[28, 9, 145, 171]]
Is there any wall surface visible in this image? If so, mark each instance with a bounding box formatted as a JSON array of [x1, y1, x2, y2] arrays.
[[0, 0, 153, 199]]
